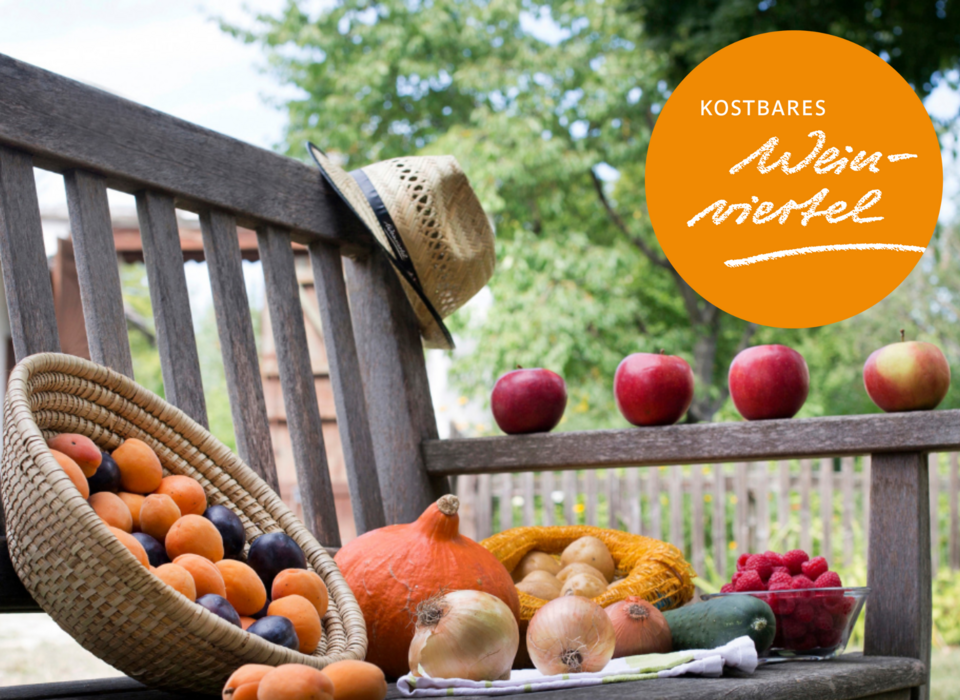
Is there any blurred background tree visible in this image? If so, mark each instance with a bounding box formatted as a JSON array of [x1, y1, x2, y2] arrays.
[[226, 0, 960, 431]]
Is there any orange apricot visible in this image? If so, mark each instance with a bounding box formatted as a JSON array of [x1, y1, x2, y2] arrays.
[[223, 664, 273, 700], [322, 660, 387, 700], [268, 594, 322, 654], [50, 449, 89, 499], [239, 616, 256, 630], [153, 563, 197, 601], [112, 438, 162, 494], [89, 492, 133, 532], [272, 569, 329, 618], [155, 475, 207, 516], [47, 434, 101, 477], [231, 683, 259, 700], [257, 665, 333, 700], [118, 492, 145, 531], [108, 526, 149, 567], [174, 553, 226, 598], [216, 559, 267, 616], [165, 514, 224, 562], [140, 494, 181, 542]]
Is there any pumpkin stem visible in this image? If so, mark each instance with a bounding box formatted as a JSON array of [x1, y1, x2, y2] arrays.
[[437, 494, 460, 516]]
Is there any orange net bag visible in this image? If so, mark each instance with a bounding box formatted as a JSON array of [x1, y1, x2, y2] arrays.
[[482, 525, 696, 622]]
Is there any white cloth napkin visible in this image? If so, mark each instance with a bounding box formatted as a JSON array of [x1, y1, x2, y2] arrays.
[[396, 635, 758, 696]]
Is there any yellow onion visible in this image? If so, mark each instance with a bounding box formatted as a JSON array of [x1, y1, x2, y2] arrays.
[[605, 596, 672, 658], [526, 596, 616, 675], [409, 590, 519, 681]]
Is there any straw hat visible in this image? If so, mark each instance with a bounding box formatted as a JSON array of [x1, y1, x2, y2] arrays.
[[308, 143, 495, 349]]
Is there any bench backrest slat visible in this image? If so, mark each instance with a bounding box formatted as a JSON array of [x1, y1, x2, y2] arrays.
[[258, 226, 341, 546], [343, 250, 446, 524], [309, 240, 386, 535], [865, 451, 932, 681], [0, 146, 61, 360], [200, 209, 280, 494], [137, 191, 209, 428], [0, 54, 370, 247], [64, 169, 134, 378]]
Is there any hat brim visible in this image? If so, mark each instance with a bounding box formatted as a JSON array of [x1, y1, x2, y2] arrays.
[[307, 142, 454, 349]]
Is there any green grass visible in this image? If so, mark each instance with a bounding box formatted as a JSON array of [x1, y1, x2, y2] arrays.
[[932, 648, 960, 700]]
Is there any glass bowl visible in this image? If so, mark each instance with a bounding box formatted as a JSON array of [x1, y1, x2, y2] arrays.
[[701, 587, 869, 661]]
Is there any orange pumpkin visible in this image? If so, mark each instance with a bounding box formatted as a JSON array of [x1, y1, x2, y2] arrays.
[[334, 495, 520, 679]]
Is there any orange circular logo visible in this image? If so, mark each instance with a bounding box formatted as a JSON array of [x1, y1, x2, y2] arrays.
[[646, 31, 942, 328]]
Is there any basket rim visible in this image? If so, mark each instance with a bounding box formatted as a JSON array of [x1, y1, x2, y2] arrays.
[[1, 352, 367, 671]]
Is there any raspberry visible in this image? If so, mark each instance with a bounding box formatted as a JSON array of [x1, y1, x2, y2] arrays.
[[745, 554, 773, 581], [813, 609, 833, 631], [731, 571, 743, 584], [735, 569, 766, 592], [802, 556, 829, 580], [774, 593, 796, 616], [792, 575, 815, 590], [781, 617, 807, 640], [783, 549, 809, 575], [814, 571, 842, 588], [720, 583, 735, 593], [793, 601, 814, 623], [831, 613, 848, 631], [769, 570, 793, 587], [798, 633, 819, 650], [763, 551, 785, 568], [772, 566, 790, 576], [817, 628, 842, 648], [736, 553, 751, 571], [841, 596, 856, 615]]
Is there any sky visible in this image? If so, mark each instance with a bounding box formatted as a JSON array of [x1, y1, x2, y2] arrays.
[[0, 0, 297, 224]]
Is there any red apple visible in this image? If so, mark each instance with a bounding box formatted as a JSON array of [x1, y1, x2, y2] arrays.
[[863, 331, 951, 412], [613, 352, 695, 426], [491, 368, 567, 434], [729, 345, 809, 420]]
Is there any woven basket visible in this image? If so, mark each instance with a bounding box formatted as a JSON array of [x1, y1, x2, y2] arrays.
[[0, 354, 367, 694], [482, 525, 696, 622]]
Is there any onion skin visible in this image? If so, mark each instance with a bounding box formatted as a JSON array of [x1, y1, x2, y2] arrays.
[[606, 597, 672, 658], [409, 590, 519, 681], [526, 596, 616, 675]]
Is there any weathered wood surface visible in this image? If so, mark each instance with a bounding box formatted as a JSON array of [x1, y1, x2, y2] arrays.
[[343, 249, 445, 524], [0, 53, 371, 248], [1, 655, 923, 700], [200, 209, 279, 494], [499, 473, 512, 530], [64, 169, 134, 378], [865, 451, 931, 700], [713, 463, 726, 581], [821, 458, 833, 562], [800, 459, 813, 554], [258, 226, 340, 546], [0, 145, 60, 361], [951, 452, 959, 570], [137, 192, 209, 428], [308, 239, 385, 535], [541, 470, 554, 527], [423, 410, 960, 475]]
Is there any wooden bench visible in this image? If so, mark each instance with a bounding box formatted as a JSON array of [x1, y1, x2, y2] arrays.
[[0, 52, 953, 700]]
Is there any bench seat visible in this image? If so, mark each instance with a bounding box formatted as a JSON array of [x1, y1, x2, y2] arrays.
[[0, 656, 925, 700]]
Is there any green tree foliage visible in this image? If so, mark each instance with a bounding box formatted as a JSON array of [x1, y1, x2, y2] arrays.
[[627, 0, 960, 100], [227, 0, 960, 430]]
